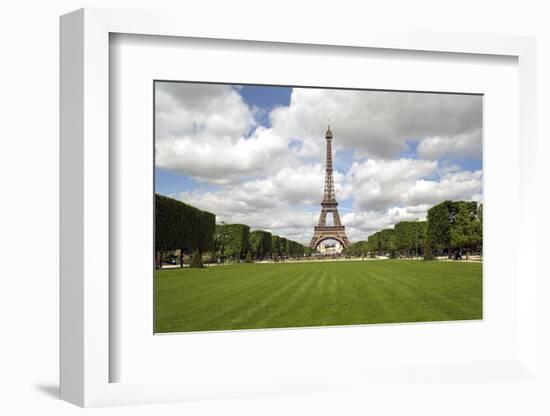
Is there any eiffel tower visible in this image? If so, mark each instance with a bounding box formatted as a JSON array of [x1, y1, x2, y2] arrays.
[[309, 126, 350, 250]]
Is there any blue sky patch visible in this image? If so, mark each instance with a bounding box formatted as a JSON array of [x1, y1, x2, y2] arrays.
[[238, 85, 291, 128]]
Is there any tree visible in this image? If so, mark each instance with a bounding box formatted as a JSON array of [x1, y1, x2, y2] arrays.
[[293, 241, 306, 256], [477, 203, 483, 256], [195, 210, 216, 253], [349, 200, 481, 261], [450, 202, 482, 258], [288, 240, 297, 256], [394, 221, 412, 257], [368, 232, 382, 256], [450, 204, 470, 252], [378, 229, 396, 257], [366, 230, 396, 257], [189, 249, 204, 268], [423, 237, 435, 260], [244, 251, 253, 263], [344, 240, 368, 257], [382, 229, 397, 258], [427, 201, 453, 255], [155, 194, 179, 268], [214, 223, 250, 260], [249, 230, 272, 259], [280, 238, 289, 256], [271, 235, 281, 258], [287, 240, 306, 257], [394, 221, 427, 258], [427, 200, 479, 256], [155, 194, 215, 268]]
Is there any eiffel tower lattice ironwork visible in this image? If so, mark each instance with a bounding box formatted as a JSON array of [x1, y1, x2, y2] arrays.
[[309, 126, 350, 249]]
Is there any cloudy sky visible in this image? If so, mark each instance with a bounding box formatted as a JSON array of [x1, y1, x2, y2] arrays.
[[155, 82, 482, 245]]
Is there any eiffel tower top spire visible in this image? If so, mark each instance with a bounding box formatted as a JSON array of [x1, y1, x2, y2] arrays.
[[323, 125, 336, 203], [326, 125, 332, 139]]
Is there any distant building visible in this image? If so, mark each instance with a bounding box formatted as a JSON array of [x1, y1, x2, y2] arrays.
[[318, 241, 343, 255]]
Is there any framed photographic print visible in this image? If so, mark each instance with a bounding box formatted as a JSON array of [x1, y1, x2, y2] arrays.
[[60, 7, 539, 409]]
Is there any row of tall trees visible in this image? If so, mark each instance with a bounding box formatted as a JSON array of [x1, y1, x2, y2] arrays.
[[156, 194, 310, 267], [344, 240, 369, 257], [155, 194, 216, 268], [344, 200, 482, 259], [346, 225, 420, 259], [214, 223, 310, 260], [395, 221, 427, 258]]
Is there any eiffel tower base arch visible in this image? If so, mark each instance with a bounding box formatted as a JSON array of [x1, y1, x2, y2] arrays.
[[309, 226, 350, 250]]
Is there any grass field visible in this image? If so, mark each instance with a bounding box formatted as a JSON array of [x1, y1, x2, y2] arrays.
[[154, 260, 482, 333]]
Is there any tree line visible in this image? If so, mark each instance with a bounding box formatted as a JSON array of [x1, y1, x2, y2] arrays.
[[214, 223, 312, 260], [156, 194, 483, 267], [344, 200, 482, 260], [155, 194, 311, 268]]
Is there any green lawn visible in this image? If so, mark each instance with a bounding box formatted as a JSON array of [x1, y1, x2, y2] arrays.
[[154, 260, 482, 333]]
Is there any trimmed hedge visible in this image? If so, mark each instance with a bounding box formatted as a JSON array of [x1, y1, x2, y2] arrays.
[[271, 235, 281, 257], [279, 238, 288, 255], [155, 194, 215, 264], [214, 223, 250, 259], [155, 195, 313, 264], [249, 230, 272, 259]]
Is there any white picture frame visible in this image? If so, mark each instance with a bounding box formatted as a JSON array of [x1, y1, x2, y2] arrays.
[[60, 7, 538, 408]]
